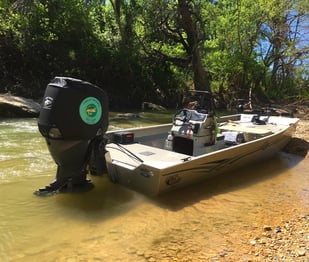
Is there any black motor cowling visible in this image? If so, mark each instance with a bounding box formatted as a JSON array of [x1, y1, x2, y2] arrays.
[[35, 77, 108, 195]]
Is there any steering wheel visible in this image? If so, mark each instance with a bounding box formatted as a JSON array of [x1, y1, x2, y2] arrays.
[[173, 109, 192, 124]]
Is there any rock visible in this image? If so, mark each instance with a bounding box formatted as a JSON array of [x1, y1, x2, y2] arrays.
[[259, 237, 268, 244], [0, 94, 40, 117], [284, 137, 309, 157], [274, 226, 282, 233], [136, 250, 144, 256], [263, 225, 272, 232], [219, 251, 227, 257], [297, 249, 306, 256], [283, 119, 309, 157], [250, 240, 257, 245]]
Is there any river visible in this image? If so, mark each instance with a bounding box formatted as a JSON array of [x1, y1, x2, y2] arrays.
[[0, 118, 308, 261]]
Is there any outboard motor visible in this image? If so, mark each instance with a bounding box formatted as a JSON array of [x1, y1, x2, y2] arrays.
[[35, 77, 108, 195]]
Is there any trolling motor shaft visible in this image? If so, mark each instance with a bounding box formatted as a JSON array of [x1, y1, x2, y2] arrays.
[[35, 77, 109, 196]]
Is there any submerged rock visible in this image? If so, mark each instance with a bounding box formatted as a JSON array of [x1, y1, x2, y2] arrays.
[[0, 94, 40, 117]]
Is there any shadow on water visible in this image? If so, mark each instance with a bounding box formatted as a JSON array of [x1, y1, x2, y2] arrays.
[[151, 152, 305, 211], [53, 176, 138, 221], [49, 151, 306, 222]]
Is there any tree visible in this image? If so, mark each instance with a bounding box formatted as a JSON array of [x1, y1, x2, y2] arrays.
[[134, 0, 212, 92], [177, 0, 211, 91], [1, 0, 308, 107], [203, 0, 268, 100], [257, 0, 309, 96]]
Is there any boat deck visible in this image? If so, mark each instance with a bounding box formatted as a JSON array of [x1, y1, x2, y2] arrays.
[[218, 115, 296, 135], [219, 123, 273, 134], [106, 142, 190, 170]]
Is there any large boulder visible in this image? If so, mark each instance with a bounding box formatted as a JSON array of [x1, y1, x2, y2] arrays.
[[0, 94, 41, 117]]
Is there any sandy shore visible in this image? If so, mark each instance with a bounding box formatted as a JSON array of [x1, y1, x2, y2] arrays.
[[145, 119, 309, 262], [219, 119, 309, 261], [238, 119, 309, 262]]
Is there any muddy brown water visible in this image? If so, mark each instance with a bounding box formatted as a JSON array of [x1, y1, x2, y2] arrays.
[[0, 119, 308, 261]]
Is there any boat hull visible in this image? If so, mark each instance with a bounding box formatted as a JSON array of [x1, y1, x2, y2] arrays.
[[105, 116, 298, 195]]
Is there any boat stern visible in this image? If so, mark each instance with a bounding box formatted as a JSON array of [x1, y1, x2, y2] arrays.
[[105, 151, 162, 195], [105, 142, 191, 195]]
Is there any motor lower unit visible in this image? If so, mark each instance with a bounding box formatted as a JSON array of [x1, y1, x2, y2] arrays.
[[35, 77, 109, 195]]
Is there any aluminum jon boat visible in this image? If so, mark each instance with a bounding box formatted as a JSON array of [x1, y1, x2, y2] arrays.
[[34, 79, 298, 196], [104, 112, 298, 196]]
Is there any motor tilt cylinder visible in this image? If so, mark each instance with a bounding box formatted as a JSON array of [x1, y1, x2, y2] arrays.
[[36, 77, 108, 195]]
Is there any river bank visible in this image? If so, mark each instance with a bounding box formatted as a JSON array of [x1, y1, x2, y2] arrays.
[[226, 118, 309, 262], [235, 117, 309, 261], [139, 119, 309, 261]]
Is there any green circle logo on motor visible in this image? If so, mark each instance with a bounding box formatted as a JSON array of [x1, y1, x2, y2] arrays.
[[79, 97, 102, 125]]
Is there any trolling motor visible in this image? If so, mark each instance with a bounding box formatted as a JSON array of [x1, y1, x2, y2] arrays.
[[35, 77, 109, 195]]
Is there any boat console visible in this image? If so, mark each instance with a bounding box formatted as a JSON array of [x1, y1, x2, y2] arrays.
[[35, 77, 109, 195], [164, 109, 217, 156], [163, 90, 219, 156]]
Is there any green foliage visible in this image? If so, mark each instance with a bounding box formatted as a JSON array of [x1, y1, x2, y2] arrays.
[[0, 0, 308, 107]]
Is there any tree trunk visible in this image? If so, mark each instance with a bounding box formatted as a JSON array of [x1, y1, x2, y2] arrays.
[[177, 0, 211, 91]]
